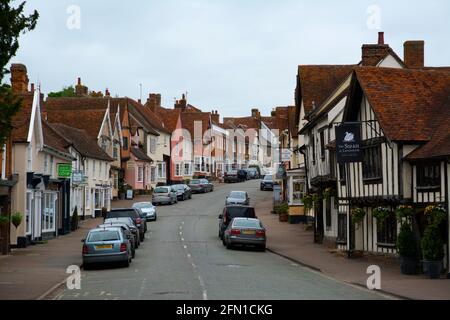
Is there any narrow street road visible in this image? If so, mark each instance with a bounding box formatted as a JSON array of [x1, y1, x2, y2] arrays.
[[56, 180, 389, 300]]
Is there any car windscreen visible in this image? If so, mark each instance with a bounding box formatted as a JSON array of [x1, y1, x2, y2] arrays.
[[226, 207, 256, 219], [88, 230, 120, 242], [190, 180, 200, 184], [106, 210, 138, 219], [229, 192, 245, 199], [172, 185, 184, 190], [264, 175, 273, 181], [133, 202, 153, 208], [104, 218, 133, 225], [154, 187, 170, 193], [233, 219, 261, 229]]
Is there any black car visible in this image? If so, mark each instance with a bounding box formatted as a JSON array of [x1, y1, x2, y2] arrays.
[[218, 205, 257, 240], [172, 184, 192, 200], [106, 208, 146, 242], [260, 174, 275, 191], [237, 169, 248, 181], [224, 170, 240, 183], [103, 217, 141, 248], [189, 179, 214, 193]]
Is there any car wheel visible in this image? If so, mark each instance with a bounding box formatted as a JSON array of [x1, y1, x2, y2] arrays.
[[124, 258, 130, 268], [140, 234, 145, 242], [83, 262, 91, 270], [222, 237, 227, 246], [226, 241, 233, 250], [132, 249, 136, 259], [258, 245, 266, 252]]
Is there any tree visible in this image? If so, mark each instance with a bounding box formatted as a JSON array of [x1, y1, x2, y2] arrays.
[[48, 86, 77, 98], [0, 1, 39, 150]]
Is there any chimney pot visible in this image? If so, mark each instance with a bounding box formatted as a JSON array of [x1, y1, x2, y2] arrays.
[[138, 99, 141, 104], [404, 41, 425, 69], [378, 32, 385, 45], [77, 77, 81, 85], [30, 83, 35, 92]]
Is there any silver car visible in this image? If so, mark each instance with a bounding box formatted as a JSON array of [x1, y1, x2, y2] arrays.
[[133, 202, 157, 221], [82, 227, 132, 269], [152, 186, 178, 205], [226, 191, 250, 206], [223, 218, 266, 251]]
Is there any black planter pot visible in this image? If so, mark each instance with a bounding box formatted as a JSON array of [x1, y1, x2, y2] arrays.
[[422, 260, 443, 279], [400, 257, 418, 275]]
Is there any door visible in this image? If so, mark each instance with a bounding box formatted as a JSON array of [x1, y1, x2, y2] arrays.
[[32, 191, 42, 241]]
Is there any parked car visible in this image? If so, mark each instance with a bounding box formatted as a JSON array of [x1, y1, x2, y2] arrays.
[[226, 191, 250, 206], [246, 167, 260, 179], [152, 186, 178, 205], [171, 184, 192, 201], [218, 205, 256, 240], [97, 223, 136, 258], [237, 169, 248, 181], [104, 217, 141, 248], [82, 227, 132, 269], [260, 174, 275, 191], [189, 179, 214, 193], [133, 202, 157, 221], [223, 218, 266, 251], [105, 208, 145, 242], [224, 170, 240, 183]]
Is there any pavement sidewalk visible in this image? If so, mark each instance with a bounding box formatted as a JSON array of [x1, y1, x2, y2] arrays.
[[256, 198, 450, 300], [0, 217, 101, 300]]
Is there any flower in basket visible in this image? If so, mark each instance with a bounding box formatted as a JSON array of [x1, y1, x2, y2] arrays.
[[395, 205, 414, 220], [425, 205, 447, 226], [372, 207, 391, 228], [322, 187, 335, 199], [301, 194, 313, 211], [351, 207, 366, 225], [311, 193, 321, 206]]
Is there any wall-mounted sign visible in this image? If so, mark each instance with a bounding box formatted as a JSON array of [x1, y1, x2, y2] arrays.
[[57, 163, 72, 178], [72, 171, 84, 184], [281, 149, 293, 162], [335, 123, 362, 164], [126, 189, 134, 200]]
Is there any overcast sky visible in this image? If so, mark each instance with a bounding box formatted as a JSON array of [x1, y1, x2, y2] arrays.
[[8, 0, 450, 118]]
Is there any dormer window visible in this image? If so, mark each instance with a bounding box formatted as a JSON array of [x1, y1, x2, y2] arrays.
[[417, 162, 440, 190]]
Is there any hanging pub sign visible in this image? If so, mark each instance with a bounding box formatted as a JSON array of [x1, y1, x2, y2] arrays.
[[335, 123, 363, 164]]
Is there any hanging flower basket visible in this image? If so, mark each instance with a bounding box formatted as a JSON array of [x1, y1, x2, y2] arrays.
[[372, 207, 391, 228], [351, 207, 366, 225], [395, 205, 414, 221], [424, 205, 447, 226], [302, 194, 313, 212], [322, 187, 336, 200]]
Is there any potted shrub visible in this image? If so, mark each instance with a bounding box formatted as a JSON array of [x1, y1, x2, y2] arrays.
[[397, 223, 418, 275], [372, 207, 391, 229], [11, 212, 23, 229], [301, 194, 313, 213], [421, 224, 444, 279], [278, 202, 289, 222], [71, 207, 79, 231], [0, 215, 8, 227], [351, 207, 365, 227]]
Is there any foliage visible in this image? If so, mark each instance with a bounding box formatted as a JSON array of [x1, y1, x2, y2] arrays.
[[301, 194, 313, 211], [424, 205, 447, 226], [372, 207, 391, 227], [101, 207, 108, 218], [396, 223, 418, 258], [351, 207, 366, 225], [0, 84, 22, 151], [71, 206, 79, 231], [0, 215, 9, 226], [277, 202, 289, 215], [0, 1, 39, 80], [47, 86, 76, 98], [322, 187, 335, 200], [311, 193, 321, 206], [395, 205, 414, 220], [421, 224, 444, 261], [11, 212, 22, 228]]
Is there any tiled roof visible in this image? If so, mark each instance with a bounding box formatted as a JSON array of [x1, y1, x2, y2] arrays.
[[351, 67, 450, 147], [180, 112, 211, 139], [131, 147, 153, 162], [297, 65, 355, 116], [42, 121, 71, 154], [223, 116, 260, 130], [49, 123, 113, 161]]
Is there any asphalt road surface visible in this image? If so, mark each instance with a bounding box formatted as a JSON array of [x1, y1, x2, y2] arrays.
[[56, 180, 389, 300]]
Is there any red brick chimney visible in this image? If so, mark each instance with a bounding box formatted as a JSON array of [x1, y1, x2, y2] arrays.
[[105, 88, 110, 97], [251, 108, 261, 119], [404, 41, 425, 69], [147, 93, 161, 112], [30, 83, 35, 92], [361, 32, 390, 66], [75, 77, 88, 96], [175, 94, 187, 110], [10, 64, 29, 93], [211, 110, 220, 124]]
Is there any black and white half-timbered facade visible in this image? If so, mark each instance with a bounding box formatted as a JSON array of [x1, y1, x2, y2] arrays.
[[338, 67, 450, 275]]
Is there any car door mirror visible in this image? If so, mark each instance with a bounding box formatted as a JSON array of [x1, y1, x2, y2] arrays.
[[218, 214, 223, 219], [81, 239, 85, 243]]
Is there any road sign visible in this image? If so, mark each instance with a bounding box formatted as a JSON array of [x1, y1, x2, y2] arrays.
[[335, 123, 362, 164], [281, 149, 292, 162]]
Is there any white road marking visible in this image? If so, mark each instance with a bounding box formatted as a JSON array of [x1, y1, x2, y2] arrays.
[[183, 245, 187, 249], [187, 253, 191, 258], [179, 232, 182, 235], [181, 238, 185, 241]]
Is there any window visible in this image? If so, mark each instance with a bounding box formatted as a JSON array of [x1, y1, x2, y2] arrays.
[[201, 157, 206, 172], [320, 130, 326, 161], [114, 172, 119, 189], [26, 192, 32, 235], [417, 163, 440, 190], [105, 163, 108, 179], [337, 213, 347, 243], [27, 144, 32, 171], [123, 137, 129, 150], [205, 157, 210, 173], [184, 162, 192, 176], [151, 167, 156, 182], [42, 193, 56, 232], [194, 157, 201, 172], [149, 137, 157, 154], [339, 164, 346, 185], [137, 166, 144, 182], [43, 155, 48, 174], [101, 137, 108, 151], [362, 144, 382, 182], [49, 156, 54, 175], [292, 180, 305, 205], [85, 159, 89, 175], [113, 146, 119, 159], [175, 163, 182, 177], [311, 133, 316, 164], [377, 214, 397, 245], [157, 162, 166, 179], [93, 160, 96, 177]]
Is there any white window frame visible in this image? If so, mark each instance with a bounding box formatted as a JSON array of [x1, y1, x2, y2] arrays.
[[157, 162, 166, 179], [93, 160, 96, 178], [150, 166, 156, 182], [184, 162, 192, 176], [194, 156, 201, 172], [49, 156, 54, 176], [137, 166, 144, 182], [25, 191, 32, 235], [43, 154, 49, 175], [149, 137, 157, 154], [175, 163, 182, 177], [42, 192, 56, 233]]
